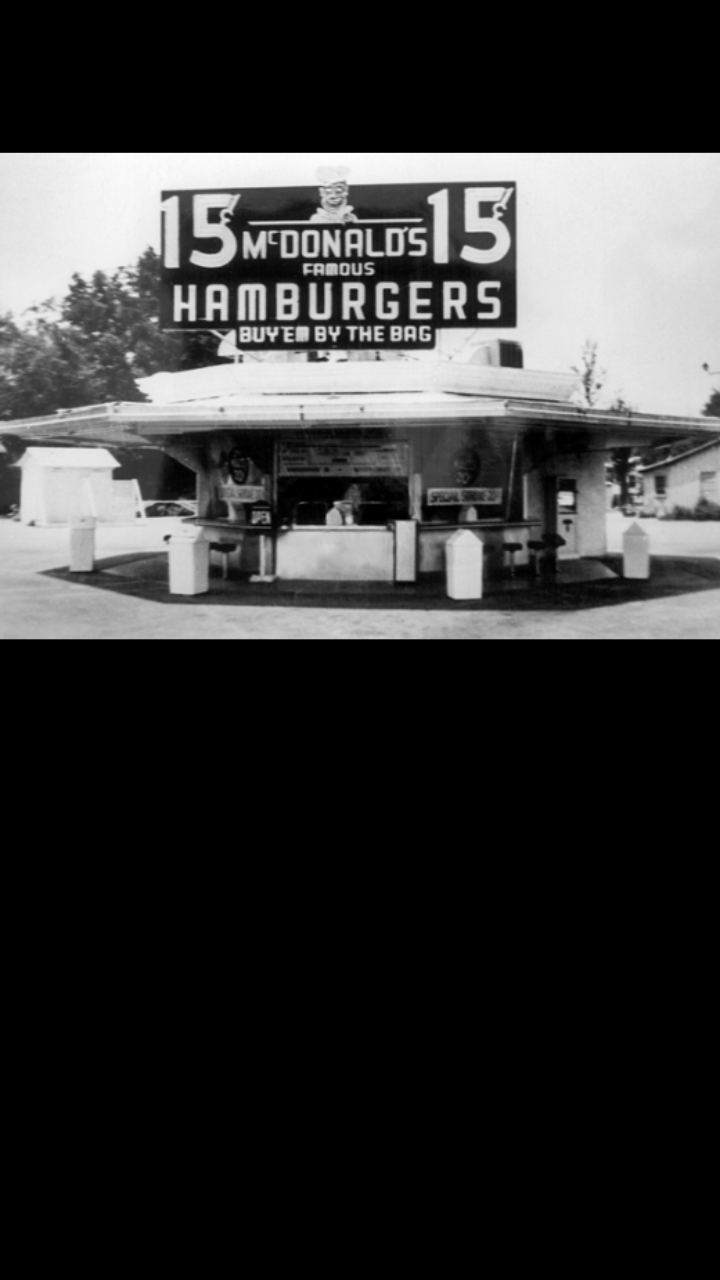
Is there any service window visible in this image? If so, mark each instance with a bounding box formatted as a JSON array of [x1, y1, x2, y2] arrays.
[[700, 472, 717, 502], [654, 476, 668, 497], [277, 431, 410, 527]]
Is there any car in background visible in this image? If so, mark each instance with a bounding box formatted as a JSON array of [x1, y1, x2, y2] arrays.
[[142, 499, 198, 519]]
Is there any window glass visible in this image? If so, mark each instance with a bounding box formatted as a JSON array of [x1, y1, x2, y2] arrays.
[[415, 427, 524, 523], [276, 430, 410, 526]]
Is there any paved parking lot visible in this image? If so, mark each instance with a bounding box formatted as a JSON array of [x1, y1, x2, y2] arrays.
[[1, 514, 719, 639]]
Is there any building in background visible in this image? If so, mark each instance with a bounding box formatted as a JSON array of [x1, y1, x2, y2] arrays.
[[19, 448, 121, 526], [638, 437, 720, 516]]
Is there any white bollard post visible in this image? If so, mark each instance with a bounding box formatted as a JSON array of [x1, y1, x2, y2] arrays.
[[250, 532, 277, 584], [446, 529, 484, 600], [168, 526, 210, 595], [623, 521, 651, 580], [394, 521, 418, 583], [69, 517, 97, 572]]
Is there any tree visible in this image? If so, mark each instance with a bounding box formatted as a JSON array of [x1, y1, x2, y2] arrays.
[[570, 344, 637, 506], [59, 248, 223, 380], [702, 388, 720, 419], [0, 247, 224, 423], [0, 309, 142, 420], [608, 397, 636, 507], [572, 340, 606, 408]]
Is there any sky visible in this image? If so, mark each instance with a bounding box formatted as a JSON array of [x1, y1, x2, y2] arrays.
[[1, 152, 718, 418]]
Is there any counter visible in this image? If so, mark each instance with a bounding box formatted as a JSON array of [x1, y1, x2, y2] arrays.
[[193, 518, 542, 584], [418, 520, 542, 575], [194, 519, 274, 578], [275, 526, 395, 582]]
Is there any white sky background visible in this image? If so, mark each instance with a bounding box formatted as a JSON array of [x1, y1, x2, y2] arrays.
[[1, 152, 718, 418]]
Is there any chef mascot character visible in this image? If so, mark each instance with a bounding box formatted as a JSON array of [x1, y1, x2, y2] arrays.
[[310, 167, 359, 225]]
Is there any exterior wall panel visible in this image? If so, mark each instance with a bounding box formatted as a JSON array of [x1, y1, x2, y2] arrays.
[[642, 444, 720, 514], [524, 448, 608, 558]]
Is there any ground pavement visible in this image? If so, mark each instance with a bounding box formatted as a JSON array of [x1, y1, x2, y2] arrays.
[[0, 512, 718, 639]]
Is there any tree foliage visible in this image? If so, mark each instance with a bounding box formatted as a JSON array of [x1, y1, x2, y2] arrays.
[[572, 340, 606, 408], [702, 387, 720, 419], [571, 345, 636, 504], [0, 248, 222, 423], [605, 397, 637, 505]]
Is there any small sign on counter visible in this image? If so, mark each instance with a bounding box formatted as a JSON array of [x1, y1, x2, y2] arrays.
[[216, 485, 267, 503]]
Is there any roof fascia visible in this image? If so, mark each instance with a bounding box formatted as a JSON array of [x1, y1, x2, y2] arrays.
[[638, 435, 720, 471]]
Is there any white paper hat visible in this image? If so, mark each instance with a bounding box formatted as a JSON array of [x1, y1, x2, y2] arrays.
[[317, 166, 350, 187]]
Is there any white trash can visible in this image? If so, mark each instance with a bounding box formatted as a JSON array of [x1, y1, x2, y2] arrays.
[[446, 528, 484, 600], [169, 526, 210, 596], [69, 517, 97, 573], [623, 521, 650, 580], [394, 521, 418, 583]]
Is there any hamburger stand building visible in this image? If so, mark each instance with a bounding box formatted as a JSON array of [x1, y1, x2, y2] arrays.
[[5, 171, 719, 592]]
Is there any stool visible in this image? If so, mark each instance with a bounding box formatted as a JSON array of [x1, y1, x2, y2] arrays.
[[503, 541, 524, 579], [209, 542, 239, 580], [527, 540, 545, 577], [542, 533, 566, 575]]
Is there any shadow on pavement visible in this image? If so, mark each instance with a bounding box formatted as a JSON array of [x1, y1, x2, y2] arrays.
[[41, 552, 720, 612]]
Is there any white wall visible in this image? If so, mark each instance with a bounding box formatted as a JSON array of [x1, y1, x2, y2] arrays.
[[525, 448, 607, 557], [643, 444, 720, 514], [21, 465, 117, 525]]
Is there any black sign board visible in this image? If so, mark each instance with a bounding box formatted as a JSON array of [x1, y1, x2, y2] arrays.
[[160, 180, 517, 351]]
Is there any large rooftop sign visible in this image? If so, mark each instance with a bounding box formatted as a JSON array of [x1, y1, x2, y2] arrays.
[[159, 169, 517, 352]]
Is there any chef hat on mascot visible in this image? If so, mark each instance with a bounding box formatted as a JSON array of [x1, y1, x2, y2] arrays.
[[317, 166, 351, 188]]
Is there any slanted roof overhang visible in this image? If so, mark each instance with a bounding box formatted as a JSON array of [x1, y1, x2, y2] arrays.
[[3, 397, 719, 451], [637, 434, 720, 472], [503, 401, 720, 446]]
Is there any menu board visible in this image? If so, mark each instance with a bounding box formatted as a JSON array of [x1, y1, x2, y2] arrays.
[[279, 440, 409, 478], [428, 488, 503, 506]]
